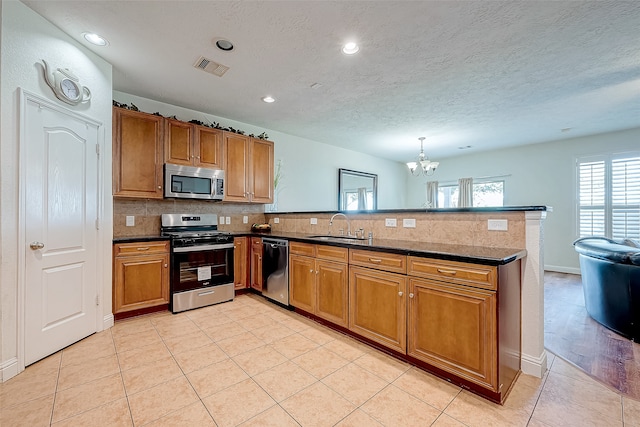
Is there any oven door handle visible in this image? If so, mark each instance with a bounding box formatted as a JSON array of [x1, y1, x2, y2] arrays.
[[173, 243, 235, 253]]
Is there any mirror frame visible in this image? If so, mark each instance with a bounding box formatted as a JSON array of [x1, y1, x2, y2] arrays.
[[338, 168, 378, 211]]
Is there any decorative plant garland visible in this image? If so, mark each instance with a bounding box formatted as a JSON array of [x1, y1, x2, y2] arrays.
[[113, 100, 270, 140]]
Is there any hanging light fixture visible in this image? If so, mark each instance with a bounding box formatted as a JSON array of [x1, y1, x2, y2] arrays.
[[407, 137, 439, 176]]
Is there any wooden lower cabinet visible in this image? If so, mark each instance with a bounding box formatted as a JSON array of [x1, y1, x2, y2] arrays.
[[113, 241, 169, 315], [407, 278, 497, 390], [233, 237, 249, 290], [289, 253, 316, 313], [289, 243, 349, 327], [250, 237, 263, 291], [349, 266, 407, 353]]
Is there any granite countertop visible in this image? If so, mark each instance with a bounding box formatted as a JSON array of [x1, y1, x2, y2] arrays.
[[240, 232, 526, 266], [113, 232, 525, 266]]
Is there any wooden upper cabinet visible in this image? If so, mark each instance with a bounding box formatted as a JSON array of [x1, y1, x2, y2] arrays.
[[223, 132, 274, 203], [113, 107, 164, 199], [223, 133, 251, 202], [250, 138, 274, 203], [196, 126, 223, 168], [165, 119, 223, 169]]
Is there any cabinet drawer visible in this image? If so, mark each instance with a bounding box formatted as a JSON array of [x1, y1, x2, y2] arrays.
[[290, 241, 315, 257], [349, 249, 407, 274], [316, 245, 348, 263], [114, 241, 169, 257], [407, 257, 497, 290]]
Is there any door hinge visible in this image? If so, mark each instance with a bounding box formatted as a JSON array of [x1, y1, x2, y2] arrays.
[[95, 218, 100, 230], [95, 144, 100, 156], [95, 294, 100, 306]]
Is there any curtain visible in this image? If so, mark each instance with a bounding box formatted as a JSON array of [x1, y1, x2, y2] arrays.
[[426, 181, 438, 208], [458, 177, 473, 207], [357, 187, 367, 210]]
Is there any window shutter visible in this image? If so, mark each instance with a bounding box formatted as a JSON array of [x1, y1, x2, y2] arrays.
[[611, 157, 640, 239], [578, 161, 605, 237]]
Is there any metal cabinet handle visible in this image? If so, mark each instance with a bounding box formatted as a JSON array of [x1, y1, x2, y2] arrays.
[[30, 242, 44, 250], [368, 258, 382, 263], [158, 185, 161, 189], [409, 293, 414, 298], [398, 291, 403, 297], [437, 268, 457, 275], [137, 247, 150, 251], [309, 269, 314, 273], [164, 264, 168, 268]]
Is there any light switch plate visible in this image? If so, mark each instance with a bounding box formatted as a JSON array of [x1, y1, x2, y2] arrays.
[[243, 216, 248, 224], [219, 216, 225, 225], [488, 219, 508, 231], [310, 218, 318, 225], [385, 218, 397, 227], [125, 216, 135, 227], [226, 217, 231, 225], [274, 218, 280, 224], [403, 218, 416, 228]]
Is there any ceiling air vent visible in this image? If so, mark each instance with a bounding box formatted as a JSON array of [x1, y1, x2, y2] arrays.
[[193, 56, 229, 77]]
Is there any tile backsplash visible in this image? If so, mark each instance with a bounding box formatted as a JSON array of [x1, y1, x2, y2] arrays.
[[113, 198, 265, 237]]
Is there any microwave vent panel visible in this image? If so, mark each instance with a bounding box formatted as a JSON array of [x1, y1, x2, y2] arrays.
[[193, 56, 229, 77]]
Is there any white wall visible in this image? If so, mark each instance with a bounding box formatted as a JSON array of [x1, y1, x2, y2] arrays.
[[0, 0, 113, 379], [113, 91, 409, 212], [406, 127, 640, 272]]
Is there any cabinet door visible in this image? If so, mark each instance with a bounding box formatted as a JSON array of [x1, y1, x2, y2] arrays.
[[408, 278, 497, 390], [349, 266, 407, 353], [223, 133, 250, 202], [233, 237, 249, 290], [165, 119, 194, 165], [195, 126, 223, 168], [316, 260, 348, 327], [113, 108, 164, 198], [250, 237, 263, 291], [289, 254, 316, 312], [249, 138, 274, 203], [113, 253, 169, 314]]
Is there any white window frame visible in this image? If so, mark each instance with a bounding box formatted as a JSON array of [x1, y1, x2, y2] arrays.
[[437, 178, 505, 208], [576, 152, 640, 239]]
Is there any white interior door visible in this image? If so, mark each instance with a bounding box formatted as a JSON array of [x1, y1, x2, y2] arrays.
[[22, 94, 99, 366]]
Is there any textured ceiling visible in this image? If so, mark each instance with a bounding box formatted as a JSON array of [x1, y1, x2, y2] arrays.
[[21, 1, 640, 163]]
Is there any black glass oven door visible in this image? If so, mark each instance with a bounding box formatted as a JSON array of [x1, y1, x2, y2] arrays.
[[171, 247, 234, 293]]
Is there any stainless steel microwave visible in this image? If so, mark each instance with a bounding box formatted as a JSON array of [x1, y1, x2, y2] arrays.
[[164, 163, 224, 200]]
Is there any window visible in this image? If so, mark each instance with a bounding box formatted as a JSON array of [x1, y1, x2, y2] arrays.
[[578, 154, 640, 239], [437, 180, 504, 208]]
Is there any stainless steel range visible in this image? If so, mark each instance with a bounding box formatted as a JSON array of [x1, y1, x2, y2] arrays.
[[161, 213, 234, 313]]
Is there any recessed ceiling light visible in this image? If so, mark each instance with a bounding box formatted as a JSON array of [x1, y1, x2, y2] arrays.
[[215, 39, 234, 51], [82, 32, 108, 46], [342, 42, 360, 55], [262, 96, 275, 103]]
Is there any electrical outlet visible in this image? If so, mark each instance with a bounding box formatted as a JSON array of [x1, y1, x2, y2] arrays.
[[219, 216, 225, 225], [274, 218, 280, 224], [243, 216, 248, 224], [385, 218, 397, 227], [403, 218, 416, 228], [488, 219, 508, 231], [226, 216, 231, 225], [125, 216, 135, 227], [310, 217, 318, 225]]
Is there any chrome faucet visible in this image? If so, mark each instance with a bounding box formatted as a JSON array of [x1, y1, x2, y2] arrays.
[[329, 213, 351, 236]]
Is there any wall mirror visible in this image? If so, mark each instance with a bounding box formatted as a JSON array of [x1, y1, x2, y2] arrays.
[[338, 168, 378, 211]]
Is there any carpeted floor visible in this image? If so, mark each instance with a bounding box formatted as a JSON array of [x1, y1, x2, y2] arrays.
[[544, 271, 640, 401]]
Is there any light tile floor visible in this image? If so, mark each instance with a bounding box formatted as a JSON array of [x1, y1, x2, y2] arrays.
[[1, 294, 639, 426]]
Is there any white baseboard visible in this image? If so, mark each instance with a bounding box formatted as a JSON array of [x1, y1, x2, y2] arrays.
[[103, 313, 114, 330], [521, 350, 548, 378], [1, 357, 19, 382], [544, 265, 581, 275]]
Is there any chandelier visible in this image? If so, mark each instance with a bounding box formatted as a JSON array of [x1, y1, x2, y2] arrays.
[[407, 137, 439, 176]]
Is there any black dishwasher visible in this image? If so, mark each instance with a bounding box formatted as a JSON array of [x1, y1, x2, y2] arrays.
[[261, 238, 289, 306]]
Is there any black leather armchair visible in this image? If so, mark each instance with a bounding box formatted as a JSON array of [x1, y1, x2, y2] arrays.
[[573, 237, 640, 341]]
